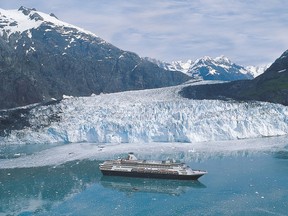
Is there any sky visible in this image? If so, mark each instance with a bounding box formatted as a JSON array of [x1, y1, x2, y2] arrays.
[[1, 0, 288, 66]]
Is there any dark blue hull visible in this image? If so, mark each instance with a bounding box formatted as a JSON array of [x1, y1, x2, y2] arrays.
[[100, 170, 204, 180]]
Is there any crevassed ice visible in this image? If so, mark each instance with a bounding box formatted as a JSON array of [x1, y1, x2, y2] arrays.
[[3, 83, 288, 145]]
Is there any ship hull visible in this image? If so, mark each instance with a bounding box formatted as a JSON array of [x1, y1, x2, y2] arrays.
[[100, 170, 204, 180]]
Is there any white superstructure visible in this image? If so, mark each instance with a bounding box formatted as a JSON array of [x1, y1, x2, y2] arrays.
[[99, 153, 207, 180]]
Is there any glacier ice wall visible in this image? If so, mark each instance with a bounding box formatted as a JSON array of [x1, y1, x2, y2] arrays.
[[3, 84, 288, 144]]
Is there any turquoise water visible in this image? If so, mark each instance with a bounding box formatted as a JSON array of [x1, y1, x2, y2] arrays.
[[0, 149, 288, 215]]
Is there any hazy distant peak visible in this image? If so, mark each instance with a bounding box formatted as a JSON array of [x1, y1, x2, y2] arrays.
[[202, 56, 213, 61], [49, 13, 58, 19], [18, 6, 37, 15], [214, 55, 231, 64]]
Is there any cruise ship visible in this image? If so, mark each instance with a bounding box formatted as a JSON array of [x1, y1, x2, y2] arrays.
[[99, 153, 207, 180]]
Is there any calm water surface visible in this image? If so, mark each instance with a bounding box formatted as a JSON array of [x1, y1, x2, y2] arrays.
[[0, 146, 288, 216]]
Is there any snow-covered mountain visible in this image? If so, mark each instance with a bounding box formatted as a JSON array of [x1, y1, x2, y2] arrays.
[[146, 56, 270, 80], [0, 6, 94, 39], [1, 81, 288, 145], [0, 7, 189, 109]]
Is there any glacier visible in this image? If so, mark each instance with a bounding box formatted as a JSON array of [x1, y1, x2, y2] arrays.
[[2, 81, 288, 145]]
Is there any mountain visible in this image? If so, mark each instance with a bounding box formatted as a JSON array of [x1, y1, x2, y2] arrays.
[[240, 50, 288, 104], [180, 50, 288, 106], [146, 56, 269, 81], [0, 7, 190, 109], [185, 55, 253, 80]]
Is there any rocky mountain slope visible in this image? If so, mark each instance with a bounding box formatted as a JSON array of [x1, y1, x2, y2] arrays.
[[180, 50, 288, 106], [0, 7, 190, 109], [146, 56, 270, 80]]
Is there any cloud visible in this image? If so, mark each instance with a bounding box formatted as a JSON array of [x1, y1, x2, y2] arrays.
[[1, 0, 288, 65]]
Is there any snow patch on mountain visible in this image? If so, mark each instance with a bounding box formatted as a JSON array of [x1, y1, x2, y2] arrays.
[[278, 69, 287, 73], [246, 64, 271, 77], [2, 82, 288, 145], [171, 60, 194, 72]]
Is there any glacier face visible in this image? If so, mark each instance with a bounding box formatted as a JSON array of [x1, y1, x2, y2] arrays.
[[2, 82, 288, 145]]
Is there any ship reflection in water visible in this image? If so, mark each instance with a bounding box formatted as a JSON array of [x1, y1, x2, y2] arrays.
[[100, 176, 206, 196]]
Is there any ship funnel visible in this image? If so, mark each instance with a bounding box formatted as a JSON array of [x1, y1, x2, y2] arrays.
[[127, 152, 138, 160]]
